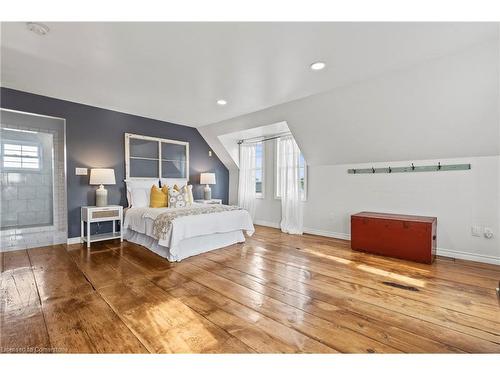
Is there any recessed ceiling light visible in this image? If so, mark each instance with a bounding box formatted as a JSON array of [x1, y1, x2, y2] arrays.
[[26, 22, 50, 36], [217, 99, 227, 106], [310, 61, 326, 71]]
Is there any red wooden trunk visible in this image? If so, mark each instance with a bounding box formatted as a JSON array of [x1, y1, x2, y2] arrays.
[[351, 212, 437, 264]]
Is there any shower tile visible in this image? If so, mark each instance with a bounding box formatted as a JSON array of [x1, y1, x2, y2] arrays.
[[27, 199, 45, 211], [1, 173, 8, 186], [1, 186, 17, 200], [35, 211, 52, 225], [18, 186, 37, 198], [7, 173, 26, 185], [26, 173, 43, 185], [42, 174, 53, 185], [8, 199, 27, 213], [36, 186, 51, 198], [18, 212, 38, 226]]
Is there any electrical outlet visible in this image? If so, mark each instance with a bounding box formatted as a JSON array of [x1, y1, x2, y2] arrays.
[[471, 225, 482, 237], [75, 167, 88, 176], [484, 227, 494, 239]]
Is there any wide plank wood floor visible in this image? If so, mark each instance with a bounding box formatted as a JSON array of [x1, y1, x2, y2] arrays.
[[1, 225, 499, 353]]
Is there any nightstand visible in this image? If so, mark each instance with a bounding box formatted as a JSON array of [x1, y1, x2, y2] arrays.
[[194, 199, 223, 205], [81, 205, 123, 248]]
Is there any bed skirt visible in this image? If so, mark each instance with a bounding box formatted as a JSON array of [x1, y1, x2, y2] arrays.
[[124, 228, 245, 262]]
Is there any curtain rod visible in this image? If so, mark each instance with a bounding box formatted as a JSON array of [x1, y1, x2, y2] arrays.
[[237, 132, 291, 145]]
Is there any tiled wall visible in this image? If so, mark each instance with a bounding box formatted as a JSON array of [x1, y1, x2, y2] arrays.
[[0, 110, 66, 233]]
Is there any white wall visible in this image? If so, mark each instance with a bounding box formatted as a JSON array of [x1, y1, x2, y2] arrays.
[[199, 38, 500, 264], [304, 156, 500, 264]]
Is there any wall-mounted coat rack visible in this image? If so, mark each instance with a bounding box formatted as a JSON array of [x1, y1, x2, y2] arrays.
[[348, 163, 471, 174]]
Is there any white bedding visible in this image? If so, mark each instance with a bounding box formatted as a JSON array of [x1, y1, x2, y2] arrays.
[[123, 203, 254, 261]]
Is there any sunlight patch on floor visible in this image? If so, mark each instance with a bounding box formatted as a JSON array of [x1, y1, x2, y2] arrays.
[[303, 247, 425, 288], [356, 264, 426, 288], [305, 248, 353, 265]]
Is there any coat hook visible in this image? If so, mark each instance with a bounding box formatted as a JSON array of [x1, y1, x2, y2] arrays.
[[388, 166, 392, 173], [438, 162, 441, 170], [372, 167, 375, 173], [353, 168, 356, 174], [411, 163, 415, 171]]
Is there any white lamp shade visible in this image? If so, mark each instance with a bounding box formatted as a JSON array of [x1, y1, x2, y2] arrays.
[[89, 168, 116, 185], [200, 172, 216, 185]]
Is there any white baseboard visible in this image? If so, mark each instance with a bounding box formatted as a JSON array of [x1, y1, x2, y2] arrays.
[[254, 221, 500, 265], [67, 237, 82, 245], [303, 227, 351, 241], [435, 247, 500, 265], [254, 220, 280, 229]]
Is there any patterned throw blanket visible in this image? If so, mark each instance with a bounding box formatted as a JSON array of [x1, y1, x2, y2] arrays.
[[152, 204, 243, 240]]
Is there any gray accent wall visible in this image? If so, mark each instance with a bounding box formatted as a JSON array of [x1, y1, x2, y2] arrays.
[[1, 87, 229, 238]]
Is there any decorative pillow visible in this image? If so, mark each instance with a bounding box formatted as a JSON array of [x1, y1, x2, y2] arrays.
[[150, 185, 169, 208], [173, 184, 194, 205], [168, 186, 187, 208]]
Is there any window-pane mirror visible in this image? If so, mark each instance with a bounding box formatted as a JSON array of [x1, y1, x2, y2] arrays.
[[125, 133, 189, 180], [130, 138, 158, 159], [130, 158, 159, 178], [161, 142, 187, 178]]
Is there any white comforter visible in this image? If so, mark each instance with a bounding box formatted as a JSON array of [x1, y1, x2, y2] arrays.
[[123, 203, 254, 250]]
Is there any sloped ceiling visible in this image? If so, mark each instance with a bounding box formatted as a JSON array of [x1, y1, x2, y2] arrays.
[[199, 36, 500, 168], [1, 22, 498, 127]]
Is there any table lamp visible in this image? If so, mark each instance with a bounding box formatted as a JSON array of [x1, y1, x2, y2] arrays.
[[89, 168, 116, 206], [200, 172, 216, 200]]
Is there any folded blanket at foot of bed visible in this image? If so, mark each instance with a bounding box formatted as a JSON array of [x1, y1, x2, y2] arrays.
[[152, 204, 243, 240]]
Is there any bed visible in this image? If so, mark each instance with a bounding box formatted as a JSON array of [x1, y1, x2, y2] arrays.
[[123, 178, 254, 262]]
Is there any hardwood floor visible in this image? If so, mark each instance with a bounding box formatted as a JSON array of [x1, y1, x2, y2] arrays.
[[1, 225, 499, 353]]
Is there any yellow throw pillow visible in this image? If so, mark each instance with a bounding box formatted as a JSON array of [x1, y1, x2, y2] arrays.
[[150, 185, 169, 208]]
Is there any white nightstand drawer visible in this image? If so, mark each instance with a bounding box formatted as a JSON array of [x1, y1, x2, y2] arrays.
[[91, 209, 120, 219]]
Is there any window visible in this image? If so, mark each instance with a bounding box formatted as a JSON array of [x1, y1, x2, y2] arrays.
[[255, 142, 264, 197], [275, 138, 307, 201], [1, 142, 41, 170], [125, 133, 189, 180]]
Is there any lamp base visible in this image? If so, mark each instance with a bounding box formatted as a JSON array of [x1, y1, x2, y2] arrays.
[[203, 185, 212, 200], [96, 184, 108, 207]]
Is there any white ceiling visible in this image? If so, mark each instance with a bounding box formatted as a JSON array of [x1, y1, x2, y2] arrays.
[[1, 22, 498, 127]]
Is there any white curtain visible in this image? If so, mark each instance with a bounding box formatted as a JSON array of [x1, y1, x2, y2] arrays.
[[238, 143, 256, 219], [278, 136, 303, 234]]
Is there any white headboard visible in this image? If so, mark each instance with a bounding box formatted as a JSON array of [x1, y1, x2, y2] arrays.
[[160, 178, 189, 187]]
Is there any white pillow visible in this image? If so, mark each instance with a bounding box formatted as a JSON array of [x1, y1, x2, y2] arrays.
[[125, 179, 157, 207], [129, 188, 149, 208], [168, 186, 187, 208], [181, 185, 194, 204]]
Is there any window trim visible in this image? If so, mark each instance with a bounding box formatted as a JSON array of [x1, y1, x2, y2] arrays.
[[1, 140, 42, 172], [125, 133, 189, 180], [274, 138, 307, 202]]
